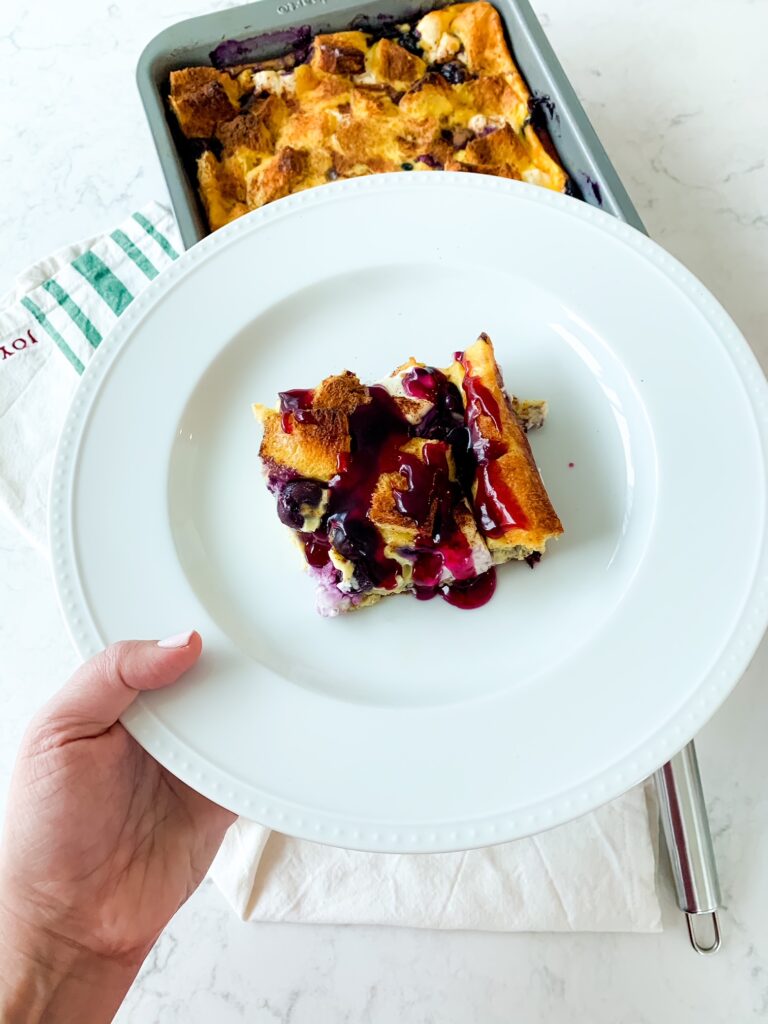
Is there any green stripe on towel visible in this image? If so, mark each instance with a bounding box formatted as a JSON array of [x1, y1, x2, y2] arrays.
[[20, 297, 86, 375], [71, 251, 133, 316], [110, 229, 159, 280], [42, 279, 102, 349], [132, 212, 180, 260]]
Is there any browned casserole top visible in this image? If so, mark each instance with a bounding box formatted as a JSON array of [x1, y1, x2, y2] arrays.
[[168, 1, 568, 231]]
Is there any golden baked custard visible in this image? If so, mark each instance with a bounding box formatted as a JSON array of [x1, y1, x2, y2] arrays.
[[168, 1, 568, 231]]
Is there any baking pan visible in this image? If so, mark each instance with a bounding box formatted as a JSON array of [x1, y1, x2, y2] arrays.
[[136, 0, 646, 250]]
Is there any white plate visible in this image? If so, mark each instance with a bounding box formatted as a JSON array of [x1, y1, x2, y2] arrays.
[[51, 174, 768, 852]]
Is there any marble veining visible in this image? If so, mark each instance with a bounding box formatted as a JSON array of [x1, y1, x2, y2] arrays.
[[1, 0, 767, 1020]]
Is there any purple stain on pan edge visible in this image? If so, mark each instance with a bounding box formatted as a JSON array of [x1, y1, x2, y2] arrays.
[[529, 93, 585, 202], [210, 25, 312, 68], [583, 176, 603, 205], [528, 93, 559, 128], [350, 11, 400, 29], [350, 3, 435, 30], [212, 8, 437, 68]]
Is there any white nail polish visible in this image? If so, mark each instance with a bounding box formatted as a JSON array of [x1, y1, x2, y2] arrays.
[[157, 630, 195, 649]]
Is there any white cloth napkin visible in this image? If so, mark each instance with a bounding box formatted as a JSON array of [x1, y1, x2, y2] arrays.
[[0, 205, 661, 933], [211, 799, 660, 931]]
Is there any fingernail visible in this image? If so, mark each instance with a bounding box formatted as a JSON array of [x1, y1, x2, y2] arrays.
[[157, 630, 195, 649]]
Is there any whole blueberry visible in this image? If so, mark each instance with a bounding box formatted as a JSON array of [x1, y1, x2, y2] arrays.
[[396, 29, 422, 56], [277, 479, 324, 528], [436, 61, 467, 85], [328, 512, 371, 561]]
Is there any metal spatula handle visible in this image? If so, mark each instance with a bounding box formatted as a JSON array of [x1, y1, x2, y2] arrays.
[[654, 741, 722, 954]]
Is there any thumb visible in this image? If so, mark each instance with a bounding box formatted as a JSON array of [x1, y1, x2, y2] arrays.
[[33, 630, 202, 744]]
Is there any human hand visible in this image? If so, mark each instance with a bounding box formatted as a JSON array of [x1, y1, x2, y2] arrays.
[[0, 632, 236, 1023]]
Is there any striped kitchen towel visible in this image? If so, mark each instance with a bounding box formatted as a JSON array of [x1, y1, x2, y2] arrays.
[[0, 202, 181, 550]]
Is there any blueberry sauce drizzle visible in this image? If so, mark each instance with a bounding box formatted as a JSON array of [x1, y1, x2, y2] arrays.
[[457, 351, 529, 537], [275, 359, 534, 610], [442, 567, 497, 608], [279, 388, 316, 432], [321, 380, 480, 595]]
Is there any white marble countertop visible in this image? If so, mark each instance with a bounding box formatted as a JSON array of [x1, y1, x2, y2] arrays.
[[2, 0, 767, 1019]]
